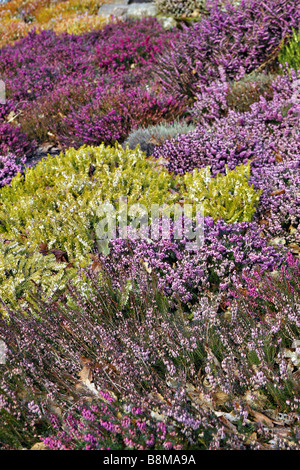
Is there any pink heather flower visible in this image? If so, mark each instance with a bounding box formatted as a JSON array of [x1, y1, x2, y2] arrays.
[[124, 437, 135, 448], [99, 390, 115, 403], [146, 435, 155, 447], [82, 409, 95, 421], [121, 417, 131, 429], [136, 420, 147, 433], [163, 441, 173, 450]]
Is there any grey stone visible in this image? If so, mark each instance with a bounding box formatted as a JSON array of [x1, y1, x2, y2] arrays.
[[104, 0, 129, 3], [99, 2, 158, 20], [126, 3, 158, 18], [98, 3, 129, 18]]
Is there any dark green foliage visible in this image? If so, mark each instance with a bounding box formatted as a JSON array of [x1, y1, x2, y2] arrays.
[[278, 29, 300, 72]]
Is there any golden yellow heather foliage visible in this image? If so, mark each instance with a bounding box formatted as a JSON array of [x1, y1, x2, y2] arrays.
[[0, 0, 105, 48]]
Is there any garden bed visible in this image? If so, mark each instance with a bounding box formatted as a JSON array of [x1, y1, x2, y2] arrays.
[[0, 0, 299, 451]]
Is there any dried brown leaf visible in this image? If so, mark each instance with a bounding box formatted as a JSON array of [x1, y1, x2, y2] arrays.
[[264, 409, 295, 426], [90, 254, 102, 273], [270, 189, 285, 196], [288, 243, 300, 256], [212, 391, 230, 407], [248, 408, 275, 427], [78, 364, 93, 383]]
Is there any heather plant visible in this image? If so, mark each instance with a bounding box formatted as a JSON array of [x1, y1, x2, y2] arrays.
[[0, 153, 25, 187], [0, 1, 299, 451], [0, 18, 174, 102], [278, 29, 300, 73], [190, 66, 230, 124], [101, 217, 285, 306], [0, 122, 36, 159], [0, 18, 32, 50], [17, 69, 173, 146], [0, 18, 181, 149], [16, 79, 97, 144], [94, 30, 166, 74], [56, 86, 187, 148], [0, 270, 223, 450], [154, 71, 300, 176], [124, 120, 196, 157], [0, 99, 19, 122], [191, 67, 298, 124], [0, 256, 299, 450], [0, 0, 106, 48], [250, 159, 300, 246], [0, 29, 93, 102], [187, 66, 275, 122], [0, 111, 35, 182], [4, 0, 53, 22], [43, 14, 106, 36], [154, 0, 300, 101], [221, 256, 300, 414], [42, 400, 192, 450], [33, 0, 102, 22]]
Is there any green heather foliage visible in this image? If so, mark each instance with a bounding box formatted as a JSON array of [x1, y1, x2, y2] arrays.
[[183, 163, 262, 223], [0, 145, 261, 311], [278, 29, 300, 72]]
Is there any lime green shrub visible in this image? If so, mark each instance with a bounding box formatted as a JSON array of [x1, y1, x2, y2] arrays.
[[0, 144, 261, 311], [183, 162, 262, 223], [278, 29, 300, 72]]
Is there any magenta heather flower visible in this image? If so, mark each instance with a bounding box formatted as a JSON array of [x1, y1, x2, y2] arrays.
[[0, 17, 181, 150], [57, 85, 185, 148], [0, 122, 36, 160], [163, 441, 173, 450]]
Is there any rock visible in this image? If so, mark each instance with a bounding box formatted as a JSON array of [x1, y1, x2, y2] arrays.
[[98, 2, 158, 20], [98, 3, 129, 19], [104, 0, 129, 3], [126, 3, 158, 18]]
